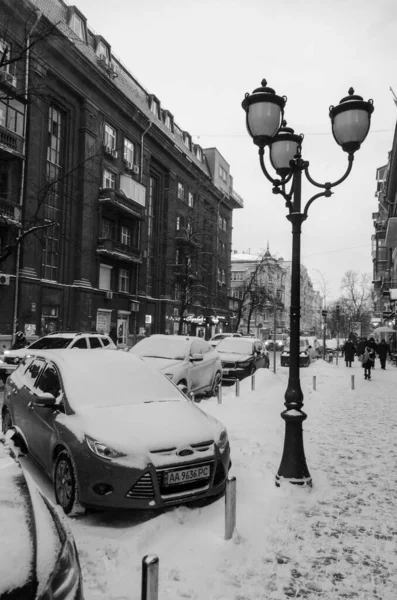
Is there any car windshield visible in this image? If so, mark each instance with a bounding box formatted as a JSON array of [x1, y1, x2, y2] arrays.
[[64, 356, 186, 408], [29, 337, 73, 349], [216, 339, 253, 354], [130, 337, 189, 360], [284, 340, 307, 351]]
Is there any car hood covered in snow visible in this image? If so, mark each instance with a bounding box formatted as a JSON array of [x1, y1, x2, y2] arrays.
[[138, 356, 184, 372], [217, 352, 253, 363], [58, 400, 224, 466]]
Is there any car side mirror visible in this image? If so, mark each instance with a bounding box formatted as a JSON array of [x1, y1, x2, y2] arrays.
[[190, 353, 203, 362], [34, 393, 56, 408]]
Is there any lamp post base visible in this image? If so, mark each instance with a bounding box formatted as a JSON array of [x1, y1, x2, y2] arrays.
[[275, 409, 312, 487]]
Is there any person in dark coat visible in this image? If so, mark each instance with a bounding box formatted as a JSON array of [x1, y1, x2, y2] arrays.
[[361, 345, 376, 380], [11, 331, 27, 350], [367, 337, 378, 369], [355, 338, 366, 356], [377, 339, 392, 370], [109, 325, 118, 345], [342, 339, 356, 367]]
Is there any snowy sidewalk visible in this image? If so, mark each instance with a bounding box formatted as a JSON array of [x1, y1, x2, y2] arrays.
[[18, 360, 397, 599]]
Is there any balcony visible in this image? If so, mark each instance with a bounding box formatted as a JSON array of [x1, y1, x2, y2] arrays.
[[96, 238, 142, 264], [381, 279, 397, 297], [99, 188, 145, 220], [224, 187, 244, 210], [0, 198, 22, 225], [0, 125, 24, 157]]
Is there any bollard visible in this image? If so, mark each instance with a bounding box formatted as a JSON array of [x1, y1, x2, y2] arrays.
[[351, 374, 355, 390], [235, 379, 240, 397], [141, 554, 159, 600], [225, 476, 236, 540], [217, 385, 222, 404], [313, 375, 316, 391], [251, 374, 255, 391]]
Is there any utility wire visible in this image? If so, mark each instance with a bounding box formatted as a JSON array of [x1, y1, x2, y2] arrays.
[[302, 244, 370, 259]]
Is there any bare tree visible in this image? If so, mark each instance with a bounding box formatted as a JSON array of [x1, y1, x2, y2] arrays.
[[339, 270, 373, 337]]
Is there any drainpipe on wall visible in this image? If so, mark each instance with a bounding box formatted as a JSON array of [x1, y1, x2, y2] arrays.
[[215, 194, 227, 327], [12, 9, 42, 345], [140, 120, 152, 185]]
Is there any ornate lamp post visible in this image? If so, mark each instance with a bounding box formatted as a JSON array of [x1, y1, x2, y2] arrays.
[[242, 81, 374, 486]]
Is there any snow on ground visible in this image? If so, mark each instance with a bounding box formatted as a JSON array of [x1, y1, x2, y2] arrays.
[[11, 356, 397, 599]]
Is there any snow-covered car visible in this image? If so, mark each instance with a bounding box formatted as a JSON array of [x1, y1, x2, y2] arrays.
[[129, 334, 223, 397], [215, 337, 270, 380], [0, 332, 116, 382], [209, 332, 242, 348], [280, 338, 312, 367], [2, 350, 230, 515], [0, 438, 84, 599]]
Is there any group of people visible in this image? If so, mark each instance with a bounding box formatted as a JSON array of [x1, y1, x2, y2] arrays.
[[342, 336, 392, 380]]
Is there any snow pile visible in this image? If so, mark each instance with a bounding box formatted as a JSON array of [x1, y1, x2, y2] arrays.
[[16, 358, 397, 599]]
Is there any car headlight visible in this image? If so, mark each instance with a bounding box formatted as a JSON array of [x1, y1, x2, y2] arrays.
[[237, 360, 251, 368], [217, 429, 228, 449], [85, 436, 126, 460], [300, 351, 308, 356], [41, 538, 81, 600]]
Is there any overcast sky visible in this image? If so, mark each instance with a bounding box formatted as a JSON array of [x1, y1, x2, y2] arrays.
[[75, 0, 397, 300]]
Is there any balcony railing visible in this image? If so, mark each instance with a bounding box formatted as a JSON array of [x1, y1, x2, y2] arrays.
[[381, 279, 397, 295], [0, 125, 24, 155], [97, 237, 142, 263], [99, 188, 145, 220], [0, 198, 22, 224]]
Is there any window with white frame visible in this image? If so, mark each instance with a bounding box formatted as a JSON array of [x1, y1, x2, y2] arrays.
[[118, 268, 130, 293], [232, 271, 244, 281], [164, 111, 173, 132], [121, 226, 131, 246], [183, 133, 191, 150], [177, 181, 185, 200], [103, 169, 115, 189], [194, 146, 202, 161], [99, 264, 112, 290], [150, 97, 160, 118], [188, 192, 194, 208], [104, 123, 116, 152], [123, 138, 134, 167], [219, 165, 228, 182], [219, 215, 227, 231], [96, 40, 109, 61], [69, 12, 85, 41]]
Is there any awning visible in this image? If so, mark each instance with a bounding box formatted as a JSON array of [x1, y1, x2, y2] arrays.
[[385, 217, 397, 248]]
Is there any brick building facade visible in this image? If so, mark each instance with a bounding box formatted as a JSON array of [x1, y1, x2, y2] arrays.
[[0, 0, 243, 346]]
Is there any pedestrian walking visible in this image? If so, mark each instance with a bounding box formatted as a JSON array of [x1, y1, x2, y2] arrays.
[[367, 337, 378, 369], [11, 331, 27, 350], [377, 339, 392, 370], [342, 339, 356, 367], [361, 345, 376, 380]]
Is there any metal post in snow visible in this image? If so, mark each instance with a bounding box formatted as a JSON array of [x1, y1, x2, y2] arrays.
[[217, 385, 222, 404], [351, 374, 355, 390], [313, 375, 316, 391], [251, 374, 255, 391], [235, 379, 240, 397], [225, 476, 236, 540], [141, 555, 159, 600]]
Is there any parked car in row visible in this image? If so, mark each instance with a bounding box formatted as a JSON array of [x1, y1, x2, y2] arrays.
[[0, 332, 116, 383], [0, 438, 84, 598], [264, 333, 287, 352], [215, 337, 270, 380], [280, 337, 313, 367], [209, 332, 242, 348], [2, 350, 230, 515], [129, 334, 222, 397]]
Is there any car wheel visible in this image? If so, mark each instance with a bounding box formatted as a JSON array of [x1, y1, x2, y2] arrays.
[[54, 451, 85, 516], [209, 371, 222, 397]]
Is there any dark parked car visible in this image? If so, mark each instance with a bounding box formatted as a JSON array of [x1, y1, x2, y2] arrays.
[[280, 338, 312, 367], [0, 438, 84, 599], [2, 350, 230, 515], [215, 337, 270, 380]]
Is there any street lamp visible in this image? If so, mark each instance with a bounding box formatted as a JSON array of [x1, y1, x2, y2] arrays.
[[242, 80, 374, 487]]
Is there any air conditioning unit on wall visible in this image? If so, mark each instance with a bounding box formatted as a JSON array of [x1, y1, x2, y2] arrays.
[[132, 165, 139, 175], [0, 274, 10, 285], [105, 290, 113, 300]]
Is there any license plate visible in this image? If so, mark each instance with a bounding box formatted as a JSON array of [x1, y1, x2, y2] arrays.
[[164, 465, 210, 486]]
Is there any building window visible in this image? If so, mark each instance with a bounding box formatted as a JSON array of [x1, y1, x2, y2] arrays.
[[163, 111, 173, 132], [218, 268, 222, 282], [175, 249, 180, 264], [0, 38, 12, 74], [176, 215, 180, 231], [96, 40, 109, 60], [104, 122, 117, 153], [119, 268, 129, 293], [183, 133, 191, 150], [123, 138, 134, 167], [177, 182, 185, 201], [69, 12, 86, 41], [219, 165, 228, 182], [219, 215, 227, 231], [99, 264, 112, 290], [194, 146, 202, 162], [188, 192, 194, 208], [103, 169, 115, 189], [232, 271, 244, 281], [101, 218, 113, 239], [222, 269, 226, 284], [42, 105, 63, 282], [0, 99, 24, 137], [121, 226, 131, 246], [150, 97, 160, 118]]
